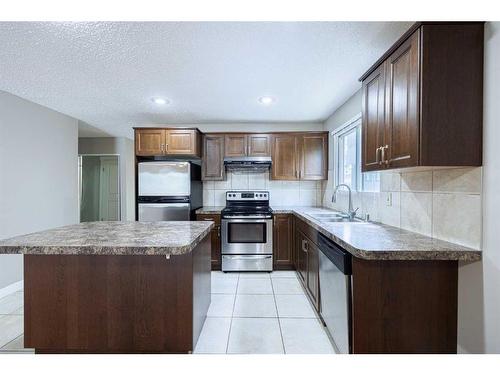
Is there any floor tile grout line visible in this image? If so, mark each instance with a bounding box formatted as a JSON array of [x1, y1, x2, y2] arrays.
[[225, 272, 240, 354], [0, 333, 23, 351], [270, 277, 286, 354]]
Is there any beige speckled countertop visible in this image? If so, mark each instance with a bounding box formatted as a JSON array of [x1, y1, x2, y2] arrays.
[[194, 206, 481, 261], [0, 221, 214, 256]]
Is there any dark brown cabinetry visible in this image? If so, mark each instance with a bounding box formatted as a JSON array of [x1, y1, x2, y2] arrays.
[[202, 135, 225, 181], [294, 217, 320, 311], [225, 134, 248, 157], [248, 134, 271, 156], [272, 214, 294, 270], [135, 129, 165, 156], [360, 22, 484, 171], [134, 128, 201, 157], [299, 133, 329, 180], [271, 134, 299, 180], [271, 132, 328, 180], [196, 214, 221, 270], [225, 133, 271, 157]]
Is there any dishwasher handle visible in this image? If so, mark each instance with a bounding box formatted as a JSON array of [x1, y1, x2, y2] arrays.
[[318, 233, 352, 275]]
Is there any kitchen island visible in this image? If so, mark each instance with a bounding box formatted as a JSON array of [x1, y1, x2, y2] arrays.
[[0, 221, 213, 354]]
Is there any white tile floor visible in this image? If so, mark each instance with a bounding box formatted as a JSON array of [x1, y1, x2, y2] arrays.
[[0, 290, 30, 353], [0, 271, 336, 354], [195, 271, 336, 354]]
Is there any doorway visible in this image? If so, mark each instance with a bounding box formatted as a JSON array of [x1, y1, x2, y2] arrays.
[[78, 155, 120, 222]]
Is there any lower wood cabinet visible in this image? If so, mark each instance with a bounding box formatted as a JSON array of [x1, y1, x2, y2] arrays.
[[272, 214, 294, 270], [294, 217, 320, 311], [196, 214, 221, 270]]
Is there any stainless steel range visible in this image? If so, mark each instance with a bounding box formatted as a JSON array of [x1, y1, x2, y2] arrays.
[[221, 191, 273, 272]]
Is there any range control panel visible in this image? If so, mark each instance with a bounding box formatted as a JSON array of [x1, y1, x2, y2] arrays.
[[226, 191, 269, 201]]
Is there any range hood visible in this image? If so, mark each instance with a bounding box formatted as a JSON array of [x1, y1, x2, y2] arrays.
[[224, 156, 272, 173]]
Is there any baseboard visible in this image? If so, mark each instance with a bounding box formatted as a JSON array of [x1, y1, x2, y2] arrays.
[[0, 280, 23, 299]]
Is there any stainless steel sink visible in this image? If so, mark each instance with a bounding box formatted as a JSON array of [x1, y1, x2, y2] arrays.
[[306, 212, 362, 223]]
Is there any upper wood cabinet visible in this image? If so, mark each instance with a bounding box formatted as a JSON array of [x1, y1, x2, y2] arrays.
[[225, 134, 247, 157], [360, 22, 484, 171], [225, 133, 271, 157], [248, 134, 271, 156], [362, 63, 387, 172], [271, 134, 299, 180], [299, 133, 328, 180], [135, 128, 201, 157], [135, 129, 165, 156], [202, 134, 225, 181], [271, 132, 328, 180]]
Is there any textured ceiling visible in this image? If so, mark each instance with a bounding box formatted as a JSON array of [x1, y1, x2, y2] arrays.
[[0, 22, 412, 138]]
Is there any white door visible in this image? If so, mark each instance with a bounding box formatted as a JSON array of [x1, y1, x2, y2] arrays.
[[99, 156, 120, 220]]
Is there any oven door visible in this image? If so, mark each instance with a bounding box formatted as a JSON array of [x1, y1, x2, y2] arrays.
[[221, 217, 273, 255]]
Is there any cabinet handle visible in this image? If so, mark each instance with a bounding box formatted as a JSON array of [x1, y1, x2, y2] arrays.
[[376, 146, 382, 165], [381, 145, 389, 165], [166, 144, 169, 152], [302, 239, 308, 252]]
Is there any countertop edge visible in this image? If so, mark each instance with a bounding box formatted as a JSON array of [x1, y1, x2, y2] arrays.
[[0, 222, 214, 256]]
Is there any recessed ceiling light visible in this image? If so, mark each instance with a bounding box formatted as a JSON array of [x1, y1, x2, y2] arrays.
[[258, 96, 275, 105], [152, 97, 169, 105]]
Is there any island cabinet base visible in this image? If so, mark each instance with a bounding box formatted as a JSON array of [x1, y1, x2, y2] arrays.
[[24, 235, 211, 354], [351, 258, 458, 354]]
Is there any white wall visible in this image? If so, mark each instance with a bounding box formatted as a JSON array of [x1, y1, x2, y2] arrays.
[[138, 122, 324, 135], [0, 91, 79, 290], [78, 137, 135, 221], [457, 21, 500, 354]]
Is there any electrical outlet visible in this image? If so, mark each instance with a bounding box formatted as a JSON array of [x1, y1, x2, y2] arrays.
[[386, 192, 392, 207]]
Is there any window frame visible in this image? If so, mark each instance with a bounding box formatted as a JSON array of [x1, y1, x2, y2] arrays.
[[332, 114, 362, 191]]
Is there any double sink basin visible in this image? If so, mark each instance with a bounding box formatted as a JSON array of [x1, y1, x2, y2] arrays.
[[306, 212, 363, 223]]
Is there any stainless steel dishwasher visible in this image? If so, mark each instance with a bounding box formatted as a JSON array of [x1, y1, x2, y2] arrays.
[[318, 233, 352, 354]]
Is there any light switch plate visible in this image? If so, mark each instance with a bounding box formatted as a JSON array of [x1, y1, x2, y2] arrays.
[[386, 192, 392, 207]]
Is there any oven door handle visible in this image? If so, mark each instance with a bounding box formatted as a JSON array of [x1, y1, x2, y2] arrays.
[[222, 217, 272, 222], [222, 216, 272, 222], [223, 255, 273, 260]]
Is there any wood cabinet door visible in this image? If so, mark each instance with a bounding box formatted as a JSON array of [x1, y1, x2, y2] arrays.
[[271, 134, 299, 180], [166, 129, 198, 155], [299, 133, 328, 180], [385, 30, 420, 169], [362, 63, 386, 172], [202, 135, 225, 181], [197, 214, 221, 270], [225, 134, 248, 157], [306, 239, 320, 311], [135, 129, 166, 156], [248, 134, 271, 156], [273, 214, 293, 270], [296, 230, 308, 284]]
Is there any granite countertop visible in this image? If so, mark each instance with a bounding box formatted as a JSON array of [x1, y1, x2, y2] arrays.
[[196, 206, 225, 214], [195, 205, 481, 261], [289, 207, 481, 261], [0, 221, 214, 256]]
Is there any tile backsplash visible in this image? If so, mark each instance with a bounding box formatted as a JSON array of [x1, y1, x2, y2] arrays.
[[322, 167, 482, 250], [203, 171, 322, 207]]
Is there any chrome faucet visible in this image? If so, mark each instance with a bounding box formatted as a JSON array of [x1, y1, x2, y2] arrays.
[[332, 184, 359, 220]]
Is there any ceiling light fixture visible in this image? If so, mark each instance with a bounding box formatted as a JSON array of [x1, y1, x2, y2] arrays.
[[152, 97, 169, 105], [258, 96, 275, 105]]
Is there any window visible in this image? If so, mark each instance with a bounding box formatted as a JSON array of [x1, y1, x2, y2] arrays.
[[332, 114, 380, 192]]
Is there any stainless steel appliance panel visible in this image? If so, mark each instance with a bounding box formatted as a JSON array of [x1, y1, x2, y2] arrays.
[[319, 251, 351, 354], [138, 203, 190, 221], [221, 218, 273, 255], [222, 254, 273, 272], [318, 234, 352, 354], [138, 161, 190, 196]]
